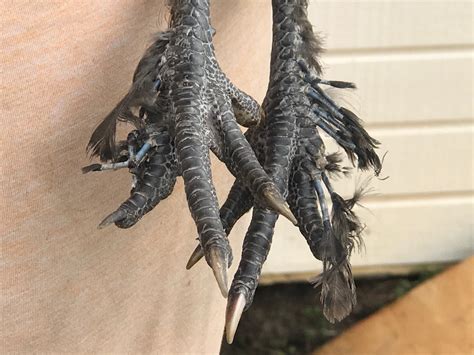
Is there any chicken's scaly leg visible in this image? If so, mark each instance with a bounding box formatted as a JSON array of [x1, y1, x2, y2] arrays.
[[224, 0, 381, 340], [186, 0, 382, 342], [83, 0, 295, 297]]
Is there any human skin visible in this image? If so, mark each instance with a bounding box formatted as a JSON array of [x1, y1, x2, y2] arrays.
[[1, 1, 272, 352]]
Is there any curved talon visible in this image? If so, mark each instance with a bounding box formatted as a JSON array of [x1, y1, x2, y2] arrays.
[[206, 246, 229, 298], [186, 245, 204, 270], [98, 209, 127, 229], [261, 186, 297, 225], [187, 179, 253, 271], [225, 292, 246, 344]]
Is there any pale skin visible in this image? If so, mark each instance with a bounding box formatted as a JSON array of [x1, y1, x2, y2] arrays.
[[1, 1, 272, 353]]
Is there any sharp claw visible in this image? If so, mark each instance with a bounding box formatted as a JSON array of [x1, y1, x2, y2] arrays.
[[262, 187, 298, 225], [98, 210, 127, 229], [207, 246, 229, 298], [186, 244, 205, 270], [225, 292, 246, 344]]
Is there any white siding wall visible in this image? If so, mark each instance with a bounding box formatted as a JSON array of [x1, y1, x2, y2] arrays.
[[262, 0, 474, 278]]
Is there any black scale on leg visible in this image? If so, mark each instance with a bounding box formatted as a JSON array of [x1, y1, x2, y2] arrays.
[[83, 0, 297, 298], [184, 0, 382, 343], [83, 0, 382, 341]]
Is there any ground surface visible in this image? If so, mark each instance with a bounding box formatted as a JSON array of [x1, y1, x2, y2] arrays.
[[220, 268, 444, 355], [316, 258, 473, 355]]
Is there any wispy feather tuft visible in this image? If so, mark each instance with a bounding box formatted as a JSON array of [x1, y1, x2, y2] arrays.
[[339, 107, 382, 175], [331, 193, 364, 252], [86, 97, 135, 162], [311, 180, 372, 323], [325, 152, 352, 178], [345, 178, 373, 210], [86, 31, 170, 162], [312, 259, 356, 323], [290, 0, 325, 74]]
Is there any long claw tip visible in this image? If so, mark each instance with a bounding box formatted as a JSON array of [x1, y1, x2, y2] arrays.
[[262, 187, 298, 225], [207, 247, 229, 298], [282, 202, 298, 226], [97, 220, 112, 229], [225, 292, 246, 344], [186, 245, 204, 270], [97, 210, 125, 229]]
